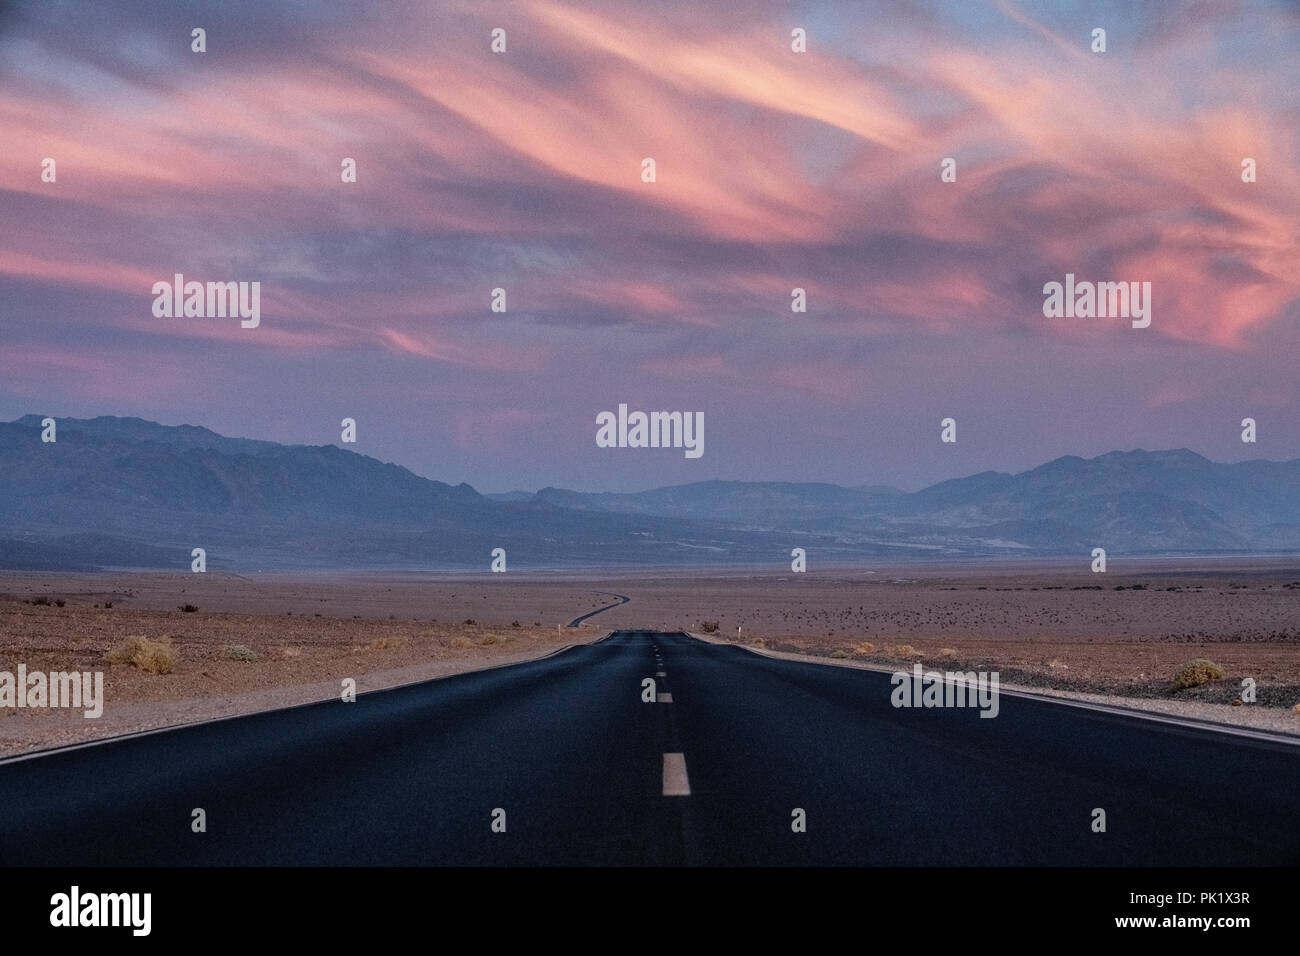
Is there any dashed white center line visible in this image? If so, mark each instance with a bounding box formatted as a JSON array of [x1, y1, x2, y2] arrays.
[[656, 671, 666, 677], [662, 752, 690, 796], [657, 692, 673, 703]]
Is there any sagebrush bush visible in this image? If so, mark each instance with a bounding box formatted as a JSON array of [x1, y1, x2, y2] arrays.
[[221, 644, 258, 662], [368, 635, 408, 651], [449, 636, 472, 649], [1173, 658, 1224, 690], [700, 621, 720, 634], [106, 635, 177, 674]]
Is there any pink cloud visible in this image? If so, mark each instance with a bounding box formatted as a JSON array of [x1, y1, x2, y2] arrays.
[[0, 0, 1294, 366]]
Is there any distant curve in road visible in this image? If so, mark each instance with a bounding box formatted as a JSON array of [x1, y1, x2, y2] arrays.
[[565, 591, 630, 627], [1, 631, 1297, 866]]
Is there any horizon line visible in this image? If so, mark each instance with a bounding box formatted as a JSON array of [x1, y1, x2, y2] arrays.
[[6, 412, 1295, 498]]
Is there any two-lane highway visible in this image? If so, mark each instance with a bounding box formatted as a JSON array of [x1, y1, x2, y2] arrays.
[[0, 631, 1296, 865]]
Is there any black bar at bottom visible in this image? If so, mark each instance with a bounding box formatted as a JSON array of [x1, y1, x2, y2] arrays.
[[2, 866, 1286, 943]]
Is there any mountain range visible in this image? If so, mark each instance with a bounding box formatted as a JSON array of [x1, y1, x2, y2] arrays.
[[2, 414, 1298, 570]]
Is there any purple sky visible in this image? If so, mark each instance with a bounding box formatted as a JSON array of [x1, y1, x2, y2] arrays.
[[2, 0, 1297, 492]]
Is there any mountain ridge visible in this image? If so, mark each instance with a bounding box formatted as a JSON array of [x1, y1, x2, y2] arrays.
[[3, 415, 1298, 569]]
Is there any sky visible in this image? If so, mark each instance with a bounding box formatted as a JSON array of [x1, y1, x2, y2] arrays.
[[1, 0, 1297, 493]]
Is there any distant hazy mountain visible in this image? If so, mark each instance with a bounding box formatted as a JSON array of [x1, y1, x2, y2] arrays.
[[0, 416, 823, 569], [531, 481, 904, 525], [484, 491, 536, 503], [0, 534, 188, 572], [895, 449, 1300, 552], [516, 451, 1300, 553], [1, 415, 1297, 570]]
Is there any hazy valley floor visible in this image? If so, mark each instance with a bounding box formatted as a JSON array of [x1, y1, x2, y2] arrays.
[[0, 557, 1297, 755]]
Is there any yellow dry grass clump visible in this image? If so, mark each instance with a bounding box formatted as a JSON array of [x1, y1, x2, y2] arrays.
[[853, 642, 876, 656], [368, 635, 409, 651], [449, 636, 472, 649], [1172, 658, 1225, 690], [938, 648, 958, 659], [888, 643, 918, 658], [105, 635, 177, 675]]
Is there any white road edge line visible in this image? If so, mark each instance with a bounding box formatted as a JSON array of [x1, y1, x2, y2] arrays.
[[0, 631, 619, 767], [662, 752, 690, 796], [693, 633, 1300, 748]]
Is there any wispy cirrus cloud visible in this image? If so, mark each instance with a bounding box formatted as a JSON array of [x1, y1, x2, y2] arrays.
[[1, 0, 1296, 489]]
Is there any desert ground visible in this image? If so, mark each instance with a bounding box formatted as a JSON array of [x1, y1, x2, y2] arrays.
[[0, 557, 1297, 755]]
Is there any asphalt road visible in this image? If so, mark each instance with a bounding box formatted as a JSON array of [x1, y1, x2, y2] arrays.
[[565, 591, 630, 628], [1, 631, 1297, 865]]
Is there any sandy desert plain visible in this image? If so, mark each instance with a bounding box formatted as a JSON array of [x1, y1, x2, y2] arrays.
[[0, 556, 1297, 755]]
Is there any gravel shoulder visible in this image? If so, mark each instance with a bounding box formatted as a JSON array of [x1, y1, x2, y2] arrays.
[[691, 632, 1300, 739]]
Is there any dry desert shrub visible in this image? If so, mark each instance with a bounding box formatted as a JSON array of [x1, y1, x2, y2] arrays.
[[749, 637, 766, 649], [449, 636, 472, 649], [888, 643, 918, 658], [221, 644, 258, 662], [700, 620, 720, 633], [853, 642, 876, 656], [368, 635, 409, 651], [1172, 658, 1225, 690], [830, 648, 850, 659], [939, 648, 958, 659], [106, 635, 177, 675], [479, 634, 499, 646]]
